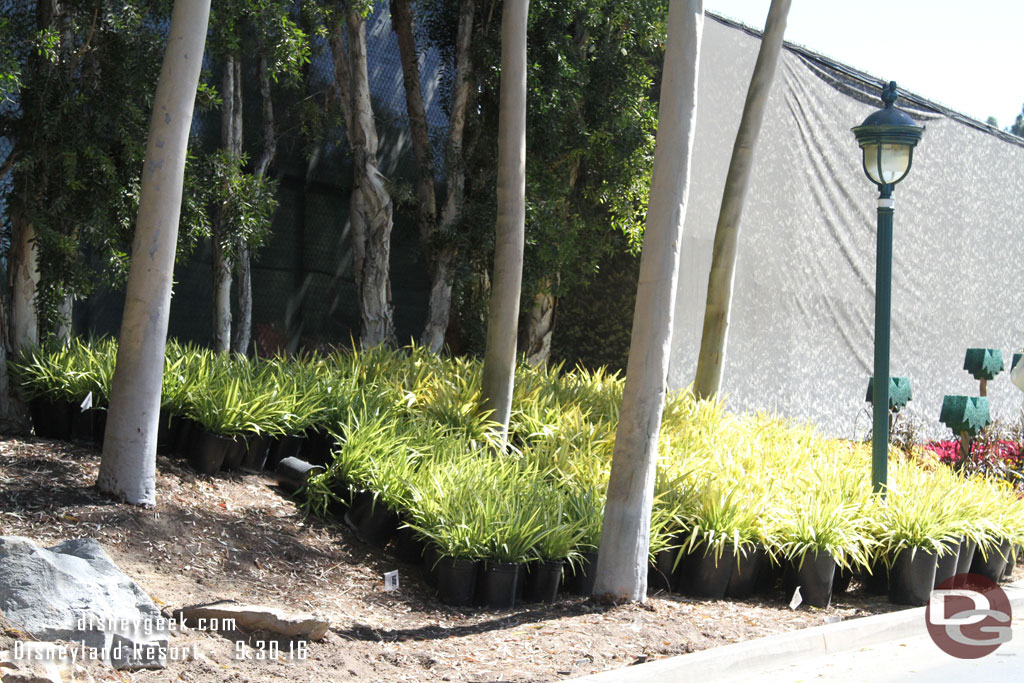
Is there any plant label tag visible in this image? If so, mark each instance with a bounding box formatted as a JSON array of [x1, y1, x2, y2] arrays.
[[788, 586, 802, 610], [80, 392, 93, 412], [384, 570, 399, 592]]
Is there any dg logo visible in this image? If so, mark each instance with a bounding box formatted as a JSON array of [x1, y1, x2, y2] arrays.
[[926, 574, 1013, 659]]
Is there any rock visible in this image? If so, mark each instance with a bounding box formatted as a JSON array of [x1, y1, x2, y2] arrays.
[[0, 537, 167, 669], [178, 601, 329, 640]]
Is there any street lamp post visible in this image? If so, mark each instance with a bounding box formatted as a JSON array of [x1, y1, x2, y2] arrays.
[[852, 81, 924, 494]]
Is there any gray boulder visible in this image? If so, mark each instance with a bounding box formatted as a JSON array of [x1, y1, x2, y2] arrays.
[[0, 536, 167, 669]]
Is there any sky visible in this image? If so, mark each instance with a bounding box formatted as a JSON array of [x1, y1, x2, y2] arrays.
[[704, 1, 1023, 129]]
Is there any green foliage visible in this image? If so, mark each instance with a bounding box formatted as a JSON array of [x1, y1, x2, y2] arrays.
[[0, 0, 220, 334], [10, 337, 116, 404], [551, 242, 638, 373], [418, 0, 666, 351], [201, 150, 279, 260]]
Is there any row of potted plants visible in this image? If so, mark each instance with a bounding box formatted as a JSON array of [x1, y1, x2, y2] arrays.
[[12, 338, 1024, 610]]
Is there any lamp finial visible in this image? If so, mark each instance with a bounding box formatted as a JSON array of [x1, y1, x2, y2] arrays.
[[882, 81, 898, 108]]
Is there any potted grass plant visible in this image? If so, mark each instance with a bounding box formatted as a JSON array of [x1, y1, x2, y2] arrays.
[[875, 477, 960, 606], [967, 480, 1024, 583], [405, 457, 493, 606], [646, 504, 682, 595], [524, 491, 587, 603], [676, 484, 761, 600], [773, 490, 873, 609], [560, 483, 605, 596], [477, 473, 560, 610], [13, 341, 90, 440]]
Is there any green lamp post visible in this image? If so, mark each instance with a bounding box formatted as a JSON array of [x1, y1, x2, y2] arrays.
[[853, 82, 924, 494]]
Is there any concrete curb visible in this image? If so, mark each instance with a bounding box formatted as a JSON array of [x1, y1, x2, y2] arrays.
[[570, 580, 1024, 682]]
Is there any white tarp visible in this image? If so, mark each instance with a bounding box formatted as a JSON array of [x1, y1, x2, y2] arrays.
[[669, 15, 1024, 438]]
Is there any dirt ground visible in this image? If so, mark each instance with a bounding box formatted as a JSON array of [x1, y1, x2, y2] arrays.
[[2, 436, 1010, 683]]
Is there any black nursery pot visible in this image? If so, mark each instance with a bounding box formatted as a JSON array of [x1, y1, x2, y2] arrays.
[[954, 537, 977, 581], [156, 409, 175, 453], [358, 502, 399, 547], [274, 456, 324, 494], [481, 562, 521, 609], [1002, 546, 1019, 580], [831, 566, 855, 595], [222, 436, 246, 470], [888, 548, 937, 606], [754, 557, 783, 596], [970, 540, 1013, 583], [29, 397, 72, 440], [436, 557, 480, 606], [69, 404, 96, 444], [562, 551, 599, 596], [328, 481, 353, 519], [174, 417, 199, 459], [344, 491, 398, 546], [682, 543, 736, 600], [726, 544, 765, 599], [524, 560, 563, 603], [784, 550, 835, 608], [934, 545, 961, 589], [240, 433, 271, 473], [392, 525, 426, 565], [860, 558, 889, 595], [423, 545, 441, 588], [188, 429, 233, 475], [91, 409, 107, 448], [302, 427, 335, 467], [267, 434, 304, 470]]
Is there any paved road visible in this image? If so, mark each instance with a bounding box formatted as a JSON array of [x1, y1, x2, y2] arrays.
[[722, 617, 1023, 682]]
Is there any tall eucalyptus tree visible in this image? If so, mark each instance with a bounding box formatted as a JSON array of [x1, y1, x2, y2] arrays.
[[593, 0, 703, 602], [98, 0, 212, 506], [693, 0, 791, 399]]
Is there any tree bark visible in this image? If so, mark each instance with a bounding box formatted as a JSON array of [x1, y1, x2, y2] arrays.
[[97, 0, 211, 506], [0, 304, 27, 433], [693, 0, 790, 399], [519, 282, 555, 367], [480, 0, 528, 445], [391, 0, 436, 238], [393, 0, 474, 353], [8, 218, 39, 356], [592, 0, 703, 603], [232, 54, 277, 355], [329, 8, 396, 349], [55, 293, 73, 343], [212, 55, 242, 352]]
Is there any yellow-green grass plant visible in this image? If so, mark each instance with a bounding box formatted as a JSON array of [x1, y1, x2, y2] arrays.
[[874, 459, 964, 562]]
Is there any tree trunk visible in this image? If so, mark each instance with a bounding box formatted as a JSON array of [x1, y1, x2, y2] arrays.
[[421, 243, 457, 352], [392, 0, 474, 353], [212, 55, 242, 352], [391, 0, 436, 239], [480, 0, 528, 445], [330, 8, 396, 349], [0, 305, 27, 433], [693, 0, 790, 399], [232, 240, 252, 354], [97, 0, 211, 506], [232, 54, 277, 355], [8, 218, 39, 356], [592, 0, 703, 602], [55, 293, 73, 343], [519, 282, 555, 368]]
